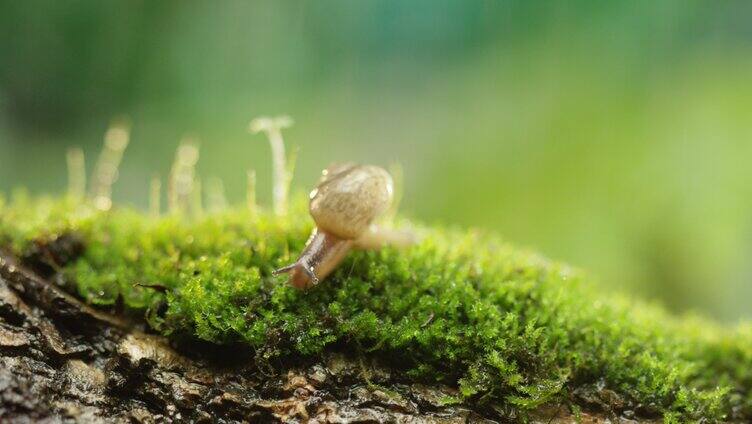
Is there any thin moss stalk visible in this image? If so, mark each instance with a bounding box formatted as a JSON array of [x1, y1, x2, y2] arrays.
[[149, 174, 161, 217], [249, 115, 294, 216], [246, 169, 257, 214], [168, 139, 200, 215], [89, 123, 130, 211], [66, 147, 86, 200]]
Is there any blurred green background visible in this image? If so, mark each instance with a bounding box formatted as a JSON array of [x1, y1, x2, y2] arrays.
[[1, 1, 751, 321]]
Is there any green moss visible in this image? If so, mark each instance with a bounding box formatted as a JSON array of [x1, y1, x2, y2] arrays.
[[1, 193, 751, 422]]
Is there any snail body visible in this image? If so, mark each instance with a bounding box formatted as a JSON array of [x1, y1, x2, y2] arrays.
[[274, 164, 406, 289]]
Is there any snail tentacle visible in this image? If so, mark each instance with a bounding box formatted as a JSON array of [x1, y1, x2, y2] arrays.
[[272, 263, 298, 276]]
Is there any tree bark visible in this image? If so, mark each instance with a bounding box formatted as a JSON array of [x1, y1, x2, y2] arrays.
[[0, 253, 647, 423]]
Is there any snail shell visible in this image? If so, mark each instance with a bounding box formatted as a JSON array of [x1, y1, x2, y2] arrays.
[[309, 164, 394, 239], [274, 164, 394, 289]]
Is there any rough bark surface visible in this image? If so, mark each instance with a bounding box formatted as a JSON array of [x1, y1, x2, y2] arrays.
[[0, 252, 650, 423]]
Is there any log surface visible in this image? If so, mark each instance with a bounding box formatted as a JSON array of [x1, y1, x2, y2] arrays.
[[0, 253, 645, 423]]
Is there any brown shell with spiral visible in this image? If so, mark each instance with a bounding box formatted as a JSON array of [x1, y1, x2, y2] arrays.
[[308, 164, 393, 240]]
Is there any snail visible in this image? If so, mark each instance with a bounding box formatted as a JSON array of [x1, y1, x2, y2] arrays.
[[274, 163, 413, 289]]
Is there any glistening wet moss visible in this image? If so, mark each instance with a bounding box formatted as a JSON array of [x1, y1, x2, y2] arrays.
[[1, 193, 750, 422]]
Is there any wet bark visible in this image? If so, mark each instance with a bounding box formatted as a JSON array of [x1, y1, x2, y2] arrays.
[[0, 251, 649, 423]]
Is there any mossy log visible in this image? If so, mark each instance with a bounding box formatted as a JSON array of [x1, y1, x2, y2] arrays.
[[0, 252, 634, 423], [1, 197, 750, 422]]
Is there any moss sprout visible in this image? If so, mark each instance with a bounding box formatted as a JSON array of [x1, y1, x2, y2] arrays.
[[89, 122, 130, 211], [249, 115, 294, 216], [167, 139, 200, 215], [65, 147, 86, 200]]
